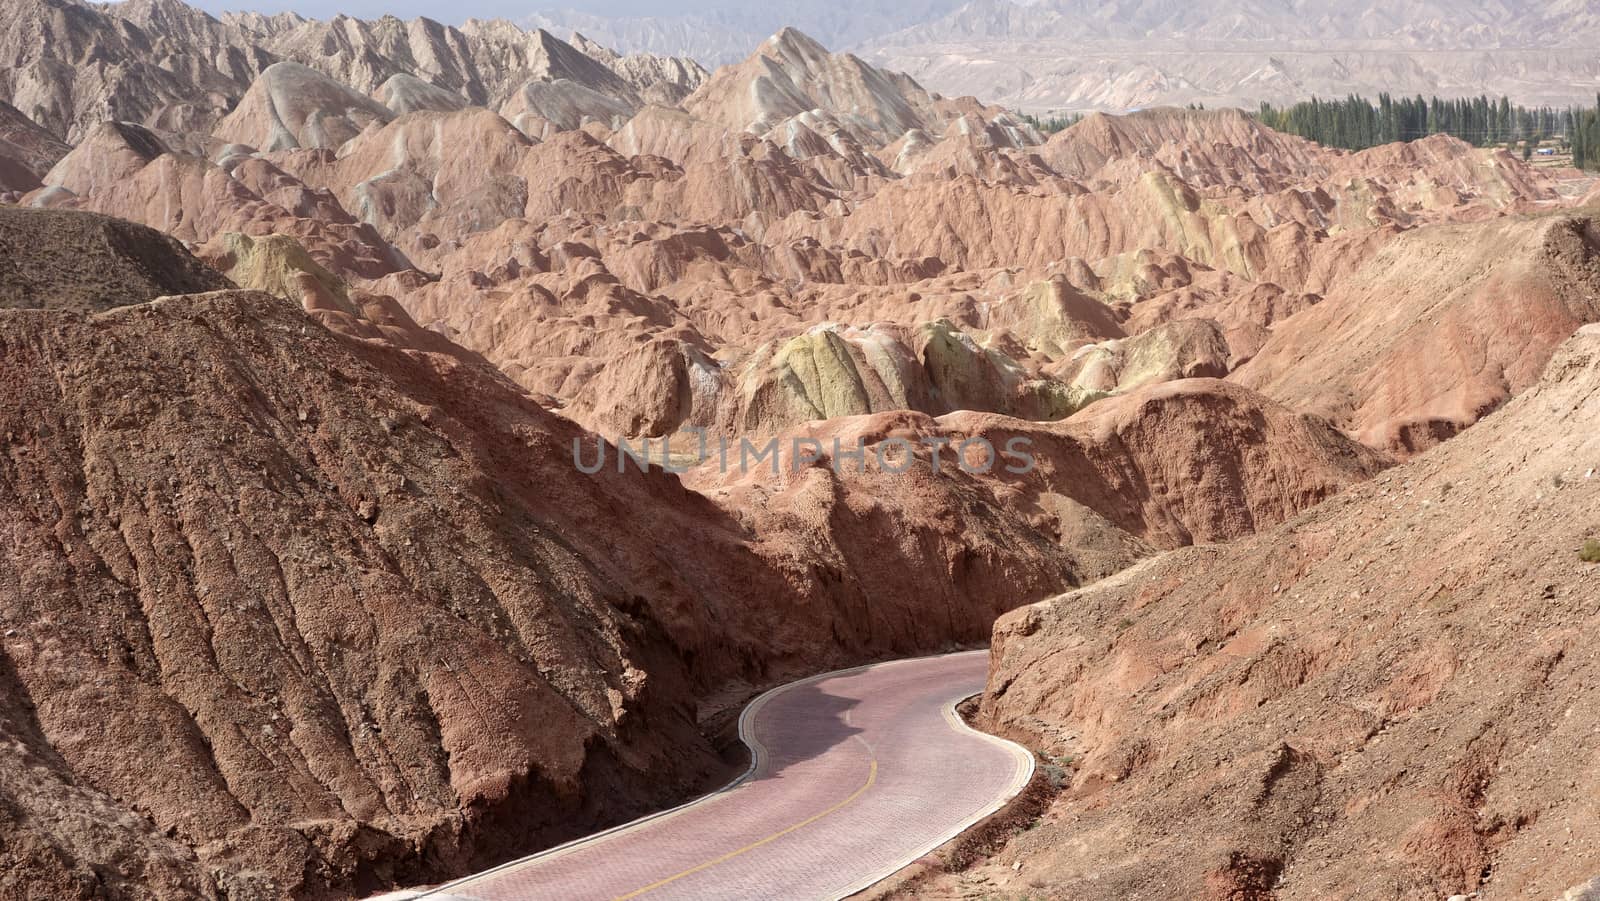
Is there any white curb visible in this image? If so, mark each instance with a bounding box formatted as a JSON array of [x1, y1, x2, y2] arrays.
[[404, 649, 1034, 901]]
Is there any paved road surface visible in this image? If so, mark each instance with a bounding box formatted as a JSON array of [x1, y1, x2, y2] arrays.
[[416, 650, 1033, 901]]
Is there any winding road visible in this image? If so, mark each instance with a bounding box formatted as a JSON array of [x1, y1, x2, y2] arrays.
[[415, 650, 1033, 901]]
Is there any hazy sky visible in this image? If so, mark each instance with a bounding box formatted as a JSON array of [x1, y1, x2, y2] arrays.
[[180, 0, 966, 59], [189, 0, 706, 23]]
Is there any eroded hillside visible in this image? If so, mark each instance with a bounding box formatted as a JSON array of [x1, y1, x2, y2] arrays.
[[2, 4, 1599, 898], [935, 321, 1600, 900]]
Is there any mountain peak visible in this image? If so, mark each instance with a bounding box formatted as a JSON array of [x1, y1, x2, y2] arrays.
[[763, 26, 830, 57]]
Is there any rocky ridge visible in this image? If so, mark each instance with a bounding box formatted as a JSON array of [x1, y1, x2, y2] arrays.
[[858, 0, 1600, 113], [939, 320, 1600, 901], [2, 6, 1599, 899]]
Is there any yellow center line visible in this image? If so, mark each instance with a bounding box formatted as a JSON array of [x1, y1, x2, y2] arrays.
[[610, 757, 880, 900]]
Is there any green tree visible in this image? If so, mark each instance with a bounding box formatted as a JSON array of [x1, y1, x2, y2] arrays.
[[1254, 93, 1600, 159]]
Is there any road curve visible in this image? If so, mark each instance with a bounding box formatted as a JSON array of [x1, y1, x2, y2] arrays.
[[417, 650, 1033, 901]]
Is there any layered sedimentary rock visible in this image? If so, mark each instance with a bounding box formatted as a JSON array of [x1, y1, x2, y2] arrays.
[[34, 119, 411, 279], [214, 62, 396, 151], [8, 39, 1581, 459], [1, 288, 732, 897], [682, 26, 1038, 150], [0, 207, 232, 310], [0, 100, 69, 193], [372, 73, 468, 115], [960, 322, 1600, 901], [0, 0, 704, 145], [0, 197, 1429, 895], [4, 13, 1599, 898], [1234, 213, 1600, 454], [0, 287, 1073, 898], [1054, 318, 1232, 394], [0, 0, 271, 140], [0, 212, 1092, 896]]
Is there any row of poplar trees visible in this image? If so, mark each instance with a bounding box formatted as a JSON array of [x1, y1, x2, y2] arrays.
[[1256, 93, 1600, 169]]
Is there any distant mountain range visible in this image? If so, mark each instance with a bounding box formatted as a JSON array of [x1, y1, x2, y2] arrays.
[[524, 0, 970, 66], [526, 0, 1600, 111], [872, 0, 1600, 49], [0, 0, 709, 142]]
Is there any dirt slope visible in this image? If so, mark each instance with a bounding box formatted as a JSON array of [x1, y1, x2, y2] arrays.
[[946, 323, 1600, 900], [0, 100, 69, 193], [1, 290, 735, 897], [5, 16, 1600, 899], [1234, 212, 1600, 455], [0, 207, 232, 311], [0, 230, 1088, 898]]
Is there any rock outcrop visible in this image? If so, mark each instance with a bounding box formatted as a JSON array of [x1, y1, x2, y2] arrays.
[[0, 207, 232, 310], [1055, 318, 1232, 394], [0, 219, 1089, 897], [0, 0, 271, 139], [0, 100, 69, 193], [35, 119, 411, 279], [214, 61, 396, 151], [372, 73, 468, 114], [684, 27, 934, 147], [5, 14, 1600, 899], [958, 321, 1600, 901], [0, 0, 704, 147], [682, 27, 1032, 151], [716, 320, 1088, 438], [569, 30, 708, 107], [1234, 213, 1600, 455]]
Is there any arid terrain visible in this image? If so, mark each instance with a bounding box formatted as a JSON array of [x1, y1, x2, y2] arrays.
[[1, 0, 1598, 899], [858, 0, 1600, 114], [521, 0, 1600, 113]]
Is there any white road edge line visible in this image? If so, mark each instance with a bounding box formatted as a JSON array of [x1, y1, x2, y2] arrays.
[[829, 687, 1036, 900], [404, 648, 1033, 901]]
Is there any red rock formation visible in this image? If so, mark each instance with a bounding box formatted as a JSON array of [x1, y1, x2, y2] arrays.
[[0, 100, 69, 194], [0, 215, 1088, 897], [6, 16, 1600, 899], [214, 61, 396, 152], [1234, 213, 1600, 454], [35, 120, 409, 278], [926, 377, 1388, 548], [952, 321, 1600, 901], [0, 207, 231, 310]]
